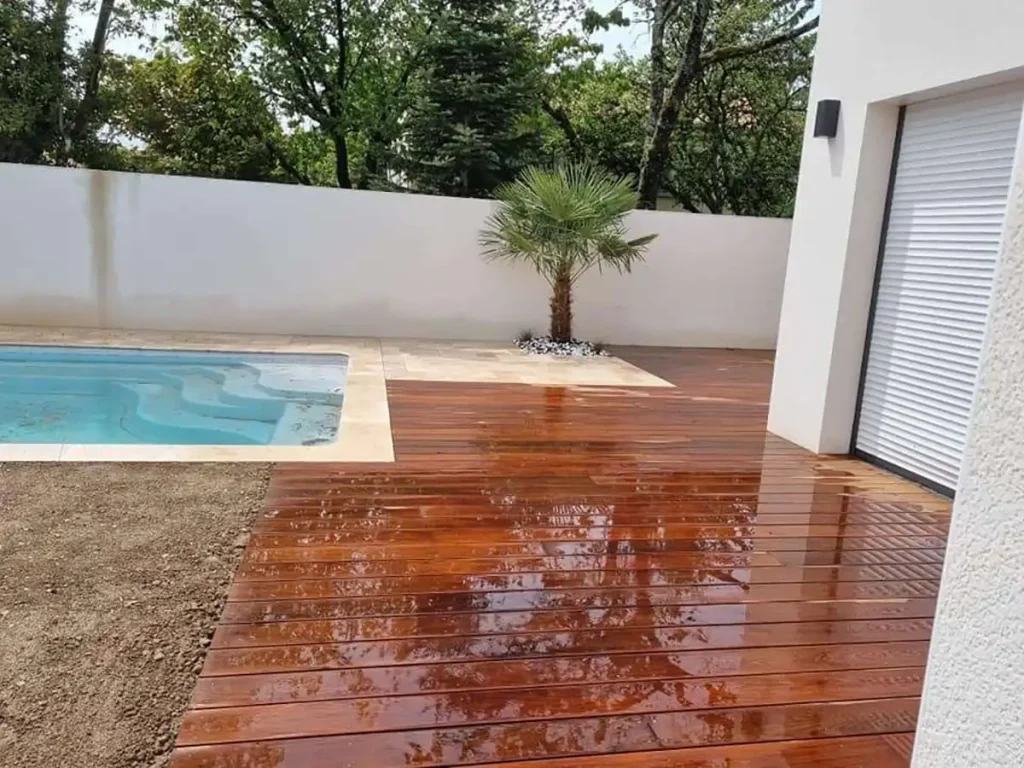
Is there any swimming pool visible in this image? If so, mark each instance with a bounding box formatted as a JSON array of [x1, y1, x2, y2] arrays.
[[0, 346, 348, 445]]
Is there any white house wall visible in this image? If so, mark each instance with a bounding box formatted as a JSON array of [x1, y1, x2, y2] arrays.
[[0, 163, 791, 348], [912, 109, 1024, 768], [767, 0, 1024, 452]]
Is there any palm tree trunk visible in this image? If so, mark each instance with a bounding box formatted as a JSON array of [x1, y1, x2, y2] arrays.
[[550, 271, 572, 342]]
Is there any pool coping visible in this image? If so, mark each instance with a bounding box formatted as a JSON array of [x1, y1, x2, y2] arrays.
[[0, 328, 394, 463]]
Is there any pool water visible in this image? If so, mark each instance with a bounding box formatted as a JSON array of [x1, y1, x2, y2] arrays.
[[0, 346, 348, 445]]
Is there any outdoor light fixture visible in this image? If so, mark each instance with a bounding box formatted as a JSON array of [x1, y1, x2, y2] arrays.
[[814, 100, 841, 138]]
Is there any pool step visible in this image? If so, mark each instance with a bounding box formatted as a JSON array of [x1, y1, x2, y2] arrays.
[[118, 383, 273, 445], [251, 363, 345, 405], [0, 361, 343, 446], [193, 366, 295, 409], [0, 362, 340, 406], [164, 371, 285, 421], [163, 371, 340, 444], [272, 402, 342, 445]]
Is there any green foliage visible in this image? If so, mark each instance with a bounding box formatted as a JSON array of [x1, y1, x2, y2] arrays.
[[0, 0, 816, 220], [632, 0, 818, 207], [582, 6, 629, 34], [0, 0, 65, 164], [399, 0, 543, 198], [280, 130, 338, 187], [106, 51, 289, 181], [482, 164, 654, 282], [166, 0, 430, 188], [0, 0, 167, 168], [542, 56, 648, 177], [667, 38, 811, 216], [481, 164, 656, 340]]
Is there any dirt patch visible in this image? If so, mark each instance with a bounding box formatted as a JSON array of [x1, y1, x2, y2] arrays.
[[0, 463, 271, 768]]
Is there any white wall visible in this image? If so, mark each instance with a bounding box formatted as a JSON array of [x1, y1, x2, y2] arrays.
[[912, 117, 1024, 768], [768, 0, 1024, 452], [0, 163, 791, 348]]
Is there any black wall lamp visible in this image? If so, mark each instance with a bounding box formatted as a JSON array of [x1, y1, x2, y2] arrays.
[[814, 99, 841, 138]]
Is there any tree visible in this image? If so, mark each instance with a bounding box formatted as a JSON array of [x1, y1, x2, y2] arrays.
[[105, 5, 314, 183], [525, 0, 631, 167], [399, 0, 543, 198], [193, 0, 427, 189], [0, 0, 157, 166], [665, 38, 810, 216], [0, 0, 66, 163], [635, 0, 818, 208], [69, 0, 117, 156], [2, 0, 817, 216], [106, 52, 295, 181], [481, 164, 657, 342], [541, 56, 648, 178]]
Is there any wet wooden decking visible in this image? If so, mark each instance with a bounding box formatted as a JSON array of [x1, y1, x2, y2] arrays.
[[170, 348, 950, 767]]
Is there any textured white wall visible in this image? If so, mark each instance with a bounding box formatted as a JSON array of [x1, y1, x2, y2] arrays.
[[912, 118, 1024, 768], [768, 0, 1024, 452], [0, 163, 791, 347]]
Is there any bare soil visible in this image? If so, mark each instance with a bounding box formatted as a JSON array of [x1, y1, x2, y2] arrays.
[[0, 463, 271, 768]]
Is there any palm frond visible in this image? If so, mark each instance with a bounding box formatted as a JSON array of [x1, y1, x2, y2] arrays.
[[479, 163, 659, 282], [627, 234, 659, 248]]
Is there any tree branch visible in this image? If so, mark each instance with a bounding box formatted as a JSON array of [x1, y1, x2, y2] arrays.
[[541, 100, 584, 160], [701, 16, 819, 68], [346, 0, 399, 90], [332, 0, 346, 112], [373, 18, 435, 136], [346, 40, 370, 90], [266, 139, 311, 185], [637, 0, 713, 207], [70, 0, 116, 149], [647, 0, 681, 142], [660, 0, 713, 128], [52, 0, 71, 160], [246, 0, 329, 120]]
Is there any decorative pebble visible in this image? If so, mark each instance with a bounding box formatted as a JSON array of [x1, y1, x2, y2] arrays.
[[515, 337, 608, 357]]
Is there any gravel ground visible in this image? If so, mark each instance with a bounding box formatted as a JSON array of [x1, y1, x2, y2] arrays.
[[0, 463, 271, 768], [515, 336, 609, 357]]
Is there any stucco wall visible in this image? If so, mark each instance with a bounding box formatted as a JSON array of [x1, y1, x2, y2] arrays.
[[768, 0, 1024, 452], [912, 118, 1024, 768], [0, 163, 791, 347]]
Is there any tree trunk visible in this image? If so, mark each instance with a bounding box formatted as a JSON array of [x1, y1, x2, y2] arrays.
[[358, 134, 384, 190], [637, 120, 676, 209], [637, 0, 713, 209], [51, 0, 70, 162], [647, 0, 668, 166], [333, 132, 352, 188], [70, 0, 116, 155], [549, 271, 573, 343], [637, 1, 818, 209]]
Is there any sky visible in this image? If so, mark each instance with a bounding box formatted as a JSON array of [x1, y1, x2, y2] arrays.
[[582, 0, 822, 61], [589, 1, 649, 60], [77, 0, 823, 62], [80, 3, 649, 59]]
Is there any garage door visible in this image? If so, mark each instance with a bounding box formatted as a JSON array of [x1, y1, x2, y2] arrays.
[[854, 83, 1024, 493]]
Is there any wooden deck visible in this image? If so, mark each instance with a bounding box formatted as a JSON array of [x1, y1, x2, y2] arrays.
[[169, 348, 950, 767]]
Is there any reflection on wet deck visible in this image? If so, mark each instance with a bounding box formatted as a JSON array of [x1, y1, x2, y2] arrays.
[[170, 348, 947, 767]]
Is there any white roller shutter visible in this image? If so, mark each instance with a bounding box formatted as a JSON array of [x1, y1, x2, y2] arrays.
[[855, 84, 1024, 492]]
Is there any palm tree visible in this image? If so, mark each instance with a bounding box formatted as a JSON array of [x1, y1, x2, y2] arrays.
[[480, 164, 658, 343]]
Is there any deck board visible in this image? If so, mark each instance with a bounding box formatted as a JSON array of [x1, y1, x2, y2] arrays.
[[170, 347, 948, 766]]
